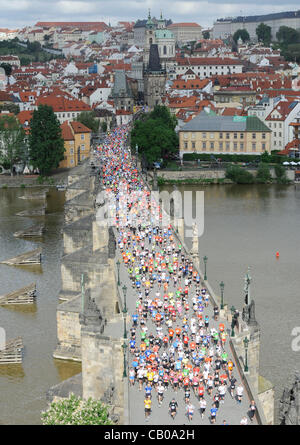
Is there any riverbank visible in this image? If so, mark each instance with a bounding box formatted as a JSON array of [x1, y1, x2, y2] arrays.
[[0, 169, 70, 188], [154, 167, 294, 186]]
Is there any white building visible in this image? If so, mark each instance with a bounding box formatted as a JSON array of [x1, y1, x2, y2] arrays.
[[175, 57, 244, 79]]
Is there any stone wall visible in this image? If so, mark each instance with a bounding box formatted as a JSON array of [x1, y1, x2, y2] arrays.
[[157, 168, 295, 181], [54, 296, 82, 361], [81, 330, 125, 423]]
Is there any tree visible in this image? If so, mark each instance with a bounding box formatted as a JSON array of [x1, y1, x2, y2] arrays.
[[276, 26, 300, 46], [131, 105, 178, 165], [29, 105, 65, 175], [256, 163, 272, 183], [148, 105, 177, 131], [0, 63, 12, 77], [225, 165, 255, 184], [233, 29, 250, 44], [0, 115, 25, 174], [202, 31, 210, 40], [256, 23, 272, 46], [41, 394, 113, 425], [101, 121, 107, 133], [77, 111, 99, 133]]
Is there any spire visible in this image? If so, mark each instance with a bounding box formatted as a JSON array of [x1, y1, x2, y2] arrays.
[[160, 10, 163, 20], [148, 8, 151, 20]]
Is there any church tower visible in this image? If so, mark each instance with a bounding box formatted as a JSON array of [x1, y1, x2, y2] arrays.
[[143, 9, 156, 65], [144, 43, 166, 110]]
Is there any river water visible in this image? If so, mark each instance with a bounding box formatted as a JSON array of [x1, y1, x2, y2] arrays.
[[162, 183, 300, 423], [0, 187, 81, 425]]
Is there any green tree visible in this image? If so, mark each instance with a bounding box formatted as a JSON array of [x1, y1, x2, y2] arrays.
[[148, 105, 177, 130], [274, 164, 289, 184], [233, 29, 250, 43], [131, 105, 178, 165], [260, 151, 271, 163], [0, 63, 12, 77], [101, 121, 107, 133], [77, 111, 99, 133], [225, 165, 255, 184], [202, 31, 210, 40], [276, 26, 300, 45], [256, 163, 272, 183], [0, 115, 25, 174], [29, 105, 65, 175], [256, 23, 272, 46], [41, 394, 113, 425]]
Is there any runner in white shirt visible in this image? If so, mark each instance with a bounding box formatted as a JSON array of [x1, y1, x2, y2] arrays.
[[236, 384, 244, 403], [199, 399, 207, 419]]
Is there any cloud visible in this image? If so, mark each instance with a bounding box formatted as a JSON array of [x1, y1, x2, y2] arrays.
[[0, 0, 299, 28]]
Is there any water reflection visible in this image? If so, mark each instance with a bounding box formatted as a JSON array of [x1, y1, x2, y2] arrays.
[[1, 304, 37, 315], [0, 364, 25, 382], [53, 360, 82, 382]]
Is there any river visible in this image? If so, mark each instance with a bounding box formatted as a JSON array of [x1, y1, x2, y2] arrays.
[[0, 187, 81, 425], [161, 183, 300, 423]]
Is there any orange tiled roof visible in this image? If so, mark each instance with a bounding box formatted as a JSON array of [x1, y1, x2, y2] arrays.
[[70, 121, 92, 133], [60, 121, 74, 140], [36, 94, 91, 113]]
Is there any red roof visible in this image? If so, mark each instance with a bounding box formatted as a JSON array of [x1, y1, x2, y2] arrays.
[[36, 94, 91, 113], [60, 121, 74, 140], [70, 121, 92, 133]]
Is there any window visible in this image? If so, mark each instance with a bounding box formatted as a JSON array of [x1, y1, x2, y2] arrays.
[[274, 132, 277, 137], [234, 133, 237, 139], [252, 143, 256, 151], [81, 144, 85, 151], [70, 148, 74, 155], [184, 142, 188, 149], [262, 133, 266, 139], [219, 142, 223, 151], [202, 142, 206, 149], [210, 142, 214, 149], [252, 133, 256, 139], [81, 134, 84, 140], [240, 143, 244, 151], [210, 133, 214, 139], [262, 143, 266, 151], [240, 133, 244, 139], [233, 143, 237, 151], [219, 133, 223, 139], [226, 133, 230, 139], [202, 132, 206, 139], [192, 142, 195, 149], [226, 143, 230, 152]]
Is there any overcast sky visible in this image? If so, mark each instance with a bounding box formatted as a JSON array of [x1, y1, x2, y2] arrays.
[[1, 0, 300, 29]]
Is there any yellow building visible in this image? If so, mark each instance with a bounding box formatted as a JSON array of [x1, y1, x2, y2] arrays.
[[179, 113, 272, 155], [60, 120, 92, 168]]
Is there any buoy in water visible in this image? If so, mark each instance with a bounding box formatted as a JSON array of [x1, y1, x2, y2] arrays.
[[276, 251, 280, 258]]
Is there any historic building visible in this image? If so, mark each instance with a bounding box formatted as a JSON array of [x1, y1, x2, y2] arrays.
[[213, 10, 300, 41], [179, 112, 271, 155], [109, 70, 133, 112], [143, 44, 166, 109]]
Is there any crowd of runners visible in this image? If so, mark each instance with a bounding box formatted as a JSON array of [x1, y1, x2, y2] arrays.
[[95, 125, 257, 425]]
